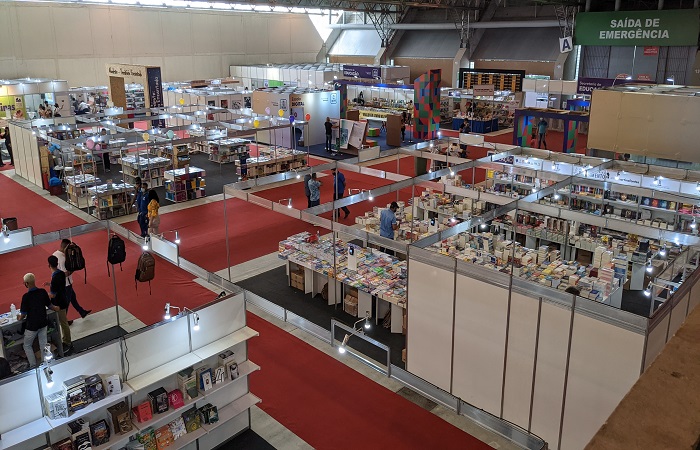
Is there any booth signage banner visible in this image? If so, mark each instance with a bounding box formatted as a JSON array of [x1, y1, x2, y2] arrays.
[[641, 176, 680, 192], [610, 171, 642, 187], [574, 9, 700, 46], [542, 161, 575, 175], [146, 67, 165, 128], [513, 156, 543, 171], [342, 65, 380, 79], [680, 181, 700, 196], [577, 77, 614, 94], [106, 63, 146, 80], [473, 84, 495, 97]]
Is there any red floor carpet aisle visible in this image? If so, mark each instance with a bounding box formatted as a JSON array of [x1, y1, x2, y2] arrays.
[[0, 231, 215, 324], [0, 174, 86, 234], [247, 313, 492, 450]]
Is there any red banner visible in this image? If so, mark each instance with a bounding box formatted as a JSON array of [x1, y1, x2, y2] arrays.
[[644, 46, 659, 56]]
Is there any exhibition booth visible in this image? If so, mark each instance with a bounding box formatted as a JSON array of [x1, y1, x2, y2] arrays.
[[0, 287, 260, 450], [205, 142, 700, 450], [0, 78, 71, 121]]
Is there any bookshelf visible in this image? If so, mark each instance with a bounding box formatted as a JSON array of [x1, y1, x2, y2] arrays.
[[237, 147, 306, 178], [120, 152, 171, 189], [154, 144, 191, 169], [164, 166, 206, 203], [87, 183, 135, 219], [208, 138, 250, 164], [68, 147, 97, 176], [65, 174, 101, 209]]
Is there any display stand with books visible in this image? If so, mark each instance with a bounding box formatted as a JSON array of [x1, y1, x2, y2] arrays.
[[164, 166, 206, 203], [65, 174, 101, 209], [208, 138, 250, 164], [120, 153, 171, 189], [87, 182, 135, 219]]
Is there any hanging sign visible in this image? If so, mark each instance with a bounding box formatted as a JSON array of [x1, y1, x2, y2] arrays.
[[559, 36, 573, 53], [574, 9, 700, 46], [643, 46, 659, 56], [342, 65, 380, 79], [473, 84, 495, 97]]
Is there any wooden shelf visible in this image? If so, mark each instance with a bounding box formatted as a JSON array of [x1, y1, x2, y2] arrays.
[[192, 327, 259, 361], [126, 353, 201, 392]]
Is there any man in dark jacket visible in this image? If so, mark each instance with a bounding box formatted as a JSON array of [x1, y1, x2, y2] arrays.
[[136, 183, 150, 237], [303, 173, 312, 208], [332, 168, 350, 219]]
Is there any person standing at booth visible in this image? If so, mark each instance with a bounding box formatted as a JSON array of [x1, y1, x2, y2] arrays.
[[537, 118, 548, 149], [324, 117, 334, 152], [331, 168, 350, 219], [17, 273, 60, 368], [308, 173, 321, 207]]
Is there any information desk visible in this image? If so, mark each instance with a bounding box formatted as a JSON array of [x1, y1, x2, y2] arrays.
[[279, 232, 406, 333]]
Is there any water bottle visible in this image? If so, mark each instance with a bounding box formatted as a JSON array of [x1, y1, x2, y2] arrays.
[[10, 303, 16, 320]]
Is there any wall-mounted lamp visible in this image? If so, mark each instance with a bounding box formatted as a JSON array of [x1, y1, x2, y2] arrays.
[[659, 245, 667, 257], [646, 259, 653, 273], [278, 198, 293, 209], [164, 302, 201, 330], [666, 76, 675, 85], [615, 171, 621, 181], [644, 282, 653, 297], [338, 313, 371, 354], [44, 367, 54, 388], [553, 193, 561, 200], [338, 334, 350, 354], [1, 225, 9, 244], [175, 231, 181, 244], [142, 236, 150, 251]]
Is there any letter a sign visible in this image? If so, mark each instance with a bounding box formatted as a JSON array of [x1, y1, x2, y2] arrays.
[[559, 36, 573, 53]]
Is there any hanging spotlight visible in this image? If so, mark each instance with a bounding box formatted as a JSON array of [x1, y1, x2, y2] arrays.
[[164, 303, 171, 320], [193, 313, 200, 331], [338, 334, 350, 354], [44, 367, 54, 388], [44, 343, 53, 362], [175, 231, 181, 244], [364, 315, 371, 330], [644, 283, 652, 297], [646, 259, 653, 273]]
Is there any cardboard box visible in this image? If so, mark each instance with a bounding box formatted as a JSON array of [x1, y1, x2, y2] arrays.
[[401, 348, 406, 363]]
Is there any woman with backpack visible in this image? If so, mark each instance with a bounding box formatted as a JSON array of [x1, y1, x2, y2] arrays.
[[147, 189, 160, 236]]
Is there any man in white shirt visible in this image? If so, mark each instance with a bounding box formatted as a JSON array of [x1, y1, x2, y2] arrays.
[[53, 239, 91, 324]]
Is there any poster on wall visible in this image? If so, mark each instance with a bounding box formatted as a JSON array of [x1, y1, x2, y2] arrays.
[[348, 121, 367, 149], [338, 119, 352, 149]]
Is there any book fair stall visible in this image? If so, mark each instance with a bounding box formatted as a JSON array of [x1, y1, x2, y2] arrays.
[[221, 142, 700, 450]]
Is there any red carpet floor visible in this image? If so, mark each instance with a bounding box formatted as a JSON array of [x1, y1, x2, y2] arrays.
[[0, 231, 214, 325], [247, 313, 492, 450], [0, 174, 86, 234]]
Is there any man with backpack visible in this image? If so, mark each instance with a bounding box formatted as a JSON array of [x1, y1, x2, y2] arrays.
[[46, 255, 72, 354], [53, 239, 91, 324]]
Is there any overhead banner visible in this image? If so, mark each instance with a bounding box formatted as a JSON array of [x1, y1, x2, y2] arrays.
[[574, 9, 700, 46], [146, 67, 165, 128], [342, 65, 380, 79], [576, 77, 655, 94]]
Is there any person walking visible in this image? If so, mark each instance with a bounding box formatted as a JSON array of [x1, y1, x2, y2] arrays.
[[46, 256, 71, 354], [537, 118, 548, 149], [401, 112, 407, 142], [303, 172, 312, 208], [324, 117, 334, 152], [53, 239, 91, 324], [136, 183, 149, 237], [17, 273, 60, 368], [308, 173, 321, 207], [4, 126, 13, 166], [147, 189, 161, 236], [331, 168, 350, 219]]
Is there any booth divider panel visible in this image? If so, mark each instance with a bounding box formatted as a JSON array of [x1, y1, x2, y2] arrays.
[[124, 317, 191, 379], [667, 293, 691, 341], [529, 300, 571, 450], [451, 275, 509, 417], [190, 294, 246, 351], [689, 285, 700, 316], [588, 90, 622, 152], [643, 312, 670, 372], [502, 292, 539, 426], [560, 311, 645, 450], [0, 373, 44, 435], [41, 342, 122, 394], [406, 259, 455, 392], [617, 92, 652, 153]]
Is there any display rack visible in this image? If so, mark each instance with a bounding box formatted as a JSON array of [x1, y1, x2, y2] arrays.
[[237, 147, 306, 178], [120, 153, 171, 189], [0, 310, 63, 365], [126, 84, 145, 110], [208, 138, 250, 164], [153, 144, 191, 169], [87, 182, 135, 219], [65, 174, 101, 209], [68, 147, 97, 176], [164, 166, 206, 203]]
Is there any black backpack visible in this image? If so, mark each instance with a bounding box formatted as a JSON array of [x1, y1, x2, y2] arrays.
[[107, 234, 126, 276], [135, 252, 156, 294], [65, 242, 87, 283]]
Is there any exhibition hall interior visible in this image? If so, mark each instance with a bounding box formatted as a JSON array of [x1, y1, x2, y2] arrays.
[[1, 0, 700, 449]]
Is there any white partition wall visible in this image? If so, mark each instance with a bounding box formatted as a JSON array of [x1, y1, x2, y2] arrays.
[[0, 372, 44, 436], [451, 275, 508, 416], [191, 293, 246, 350], [528, 300, 571, 449], [501, 292, 540, 426], [125, 317, 191, 378], [560, 313, 645, 450], [406, 257, 455, 392], [667, 293, 691, 339]]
